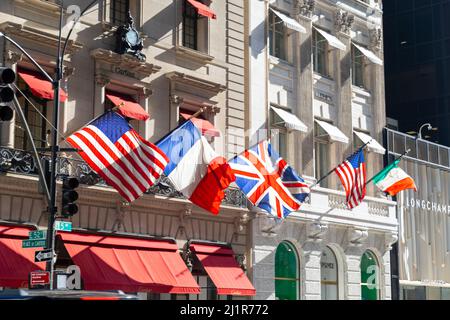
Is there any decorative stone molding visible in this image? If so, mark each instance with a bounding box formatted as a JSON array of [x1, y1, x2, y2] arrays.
[[63, 66, 75, 78], [236, 254, 247, 271], [166, 72, 227, 95], [91, 48, 161, 80], [0, 22, 83, 55], [307, 222, 329, 241], [170, 94, 184, 105], [177, 204, 192, 237], [175, 45, 214, 64], [234, 213, 249, 235], [95, 74, 111, 86], [370, 28, 383, 51], [182, 247, 194, 271], [5, 50, 23, 65], [138, 86, 153, 98], [258, 214, 283, 237], [385, 232, 398, 251], [348, 227, 369, 246], [112, 200, 131, 232], [295, 0, 315, 19], [335, 9, 354, 34]]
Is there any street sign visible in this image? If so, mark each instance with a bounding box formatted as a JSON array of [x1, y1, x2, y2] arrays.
[[22, 239, 46, 248], [30, 271, 50, 287], [29, 230, 47, 240], [54, 221, 72, 232], [34, 249, 55, 263]]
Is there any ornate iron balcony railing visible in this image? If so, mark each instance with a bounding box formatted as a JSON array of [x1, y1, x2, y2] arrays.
[[0, 146, 247, 208]]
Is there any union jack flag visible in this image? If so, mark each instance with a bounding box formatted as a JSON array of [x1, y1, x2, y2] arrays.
[[229, 140, 310, 219], [67, 111, 169, 203], [334, 149, 366, 209]]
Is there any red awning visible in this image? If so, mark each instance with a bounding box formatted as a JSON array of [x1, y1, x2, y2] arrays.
[[180, 113, 221, 137], [187, 0, 217, 19], [0, 225, 45, 288], [59, 232, 200, 294], [190, 243, 256, 296], [18, 68, 68, 102], [106, 93, 150, 121]]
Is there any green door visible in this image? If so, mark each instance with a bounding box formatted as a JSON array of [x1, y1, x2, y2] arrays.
[[360, 251, 380, 300], [275, 242, 299, 300]]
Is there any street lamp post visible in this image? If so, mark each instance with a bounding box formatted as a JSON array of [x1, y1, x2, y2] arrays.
[[417, 123, 432, 140], [0, 0, 98, 290]]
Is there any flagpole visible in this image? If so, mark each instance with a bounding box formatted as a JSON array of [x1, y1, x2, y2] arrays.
[[365, 148, 411, 186], [154, 107, 206, 145], [308, 140, 373, 190]]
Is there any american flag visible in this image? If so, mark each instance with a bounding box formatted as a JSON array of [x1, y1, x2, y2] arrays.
[[229, 140, 310, 219], [334, 149, 366, 209], [66, 111, 169, 202]]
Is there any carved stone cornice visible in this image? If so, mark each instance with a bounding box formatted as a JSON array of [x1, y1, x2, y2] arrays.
[[385, 232, 398, 251], [0, 22, 83, 55], [295, 0, 315, 19], [166, 72, 227, 95], [91, 48, 161, 78], [370, 28, 382, 51], [5, 50, 23, 65], [95, 74, 111, 86], [348, 227, 369, 246], [307, 222, 328, 241], [335, 9, 354, 35]]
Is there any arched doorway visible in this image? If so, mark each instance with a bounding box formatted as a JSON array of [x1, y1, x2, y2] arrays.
[[275, 241, 300, 300], [360, 250, 380, 300], [321, 246, 339, 300]]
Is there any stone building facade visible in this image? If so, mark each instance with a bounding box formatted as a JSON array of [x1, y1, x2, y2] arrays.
[[246, 0, 398, 300], [0, 0, 252, 300]]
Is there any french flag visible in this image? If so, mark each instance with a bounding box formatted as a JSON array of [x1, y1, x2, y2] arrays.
[[156, 120, 236, 215]]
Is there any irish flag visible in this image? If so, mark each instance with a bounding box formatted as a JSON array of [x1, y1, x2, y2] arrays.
[[373, 159, 417, 196]]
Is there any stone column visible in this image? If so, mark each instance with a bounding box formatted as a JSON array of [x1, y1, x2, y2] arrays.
[[345, 246, 363, 300], [94, 74, 109, 118], [334, 9, 355, 188], [138, 86, 152, 139], [303, 241, 322, 300], [295, 2, 314, 177]]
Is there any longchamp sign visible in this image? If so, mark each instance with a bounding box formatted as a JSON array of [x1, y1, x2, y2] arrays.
[[405, 197, 450, 215]]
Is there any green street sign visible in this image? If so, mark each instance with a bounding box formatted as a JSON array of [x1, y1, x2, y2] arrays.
[[29, 230, 47, 240], [54, 221, 72, 232], [22, 239, 46, 248]]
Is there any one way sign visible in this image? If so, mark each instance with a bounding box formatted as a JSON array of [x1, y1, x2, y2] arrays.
[[35, 249, 55, 263]]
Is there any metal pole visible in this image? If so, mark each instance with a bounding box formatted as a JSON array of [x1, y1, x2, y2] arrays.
[[45, 2, 64, 290]]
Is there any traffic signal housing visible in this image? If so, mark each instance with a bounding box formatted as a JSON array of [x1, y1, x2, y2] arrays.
[[0, 67, 16, 121], [61, 177, 79, 218]]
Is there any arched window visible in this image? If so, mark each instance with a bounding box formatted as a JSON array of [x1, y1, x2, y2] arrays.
[[275, 241, 299, 300], [321, 246, 339, 300], [360, 250, 380, 300]]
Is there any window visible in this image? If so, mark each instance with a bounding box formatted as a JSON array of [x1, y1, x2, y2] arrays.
[[321, 246, 339, 300], [14, 76, 49, 151], [110, 0, 130, 26], [314, 121, 330, 188], [313, 29, 329, 76], [182, 0, 209, 52], [275, 242, 299, 300], [352, 45, 365, 88], [270, 107, 288, 159], [360, 250, 380, 300], [269, 9, 286, 60]]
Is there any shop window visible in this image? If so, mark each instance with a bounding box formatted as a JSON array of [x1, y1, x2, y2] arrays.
[[320, 246, 339, 300], [182, 0, 209, 53], [270, 107, 288, 159], [275, 241, 299, 300], [313, 29, 330, 77], [269, 9, 287, 60], [314, 121, 331, 188], [14, 76, 49, 151], [110, 0, 130, 26], [352, 45, 365, 88], [360, 250, 380, 300]]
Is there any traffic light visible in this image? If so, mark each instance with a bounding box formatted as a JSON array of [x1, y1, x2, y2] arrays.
[[61, 177, 79, 217], [0, 67, 16, 121]]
